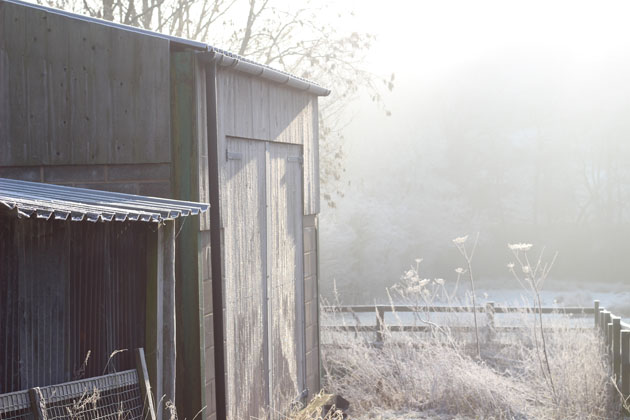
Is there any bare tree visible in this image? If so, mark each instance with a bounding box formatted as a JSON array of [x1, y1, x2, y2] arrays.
[[37, 0, 393, 205]]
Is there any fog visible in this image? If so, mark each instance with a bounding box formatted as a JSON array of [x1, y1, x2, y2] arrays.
[[320, 0, 630, 314]]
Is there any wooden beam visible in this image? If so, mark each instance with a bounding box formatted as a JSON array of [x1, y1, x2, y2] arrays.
[[145, 227, 162, 420], [161, 220, 177, 410], [171, 50, 204, 420], [136, 348, 157, 420]]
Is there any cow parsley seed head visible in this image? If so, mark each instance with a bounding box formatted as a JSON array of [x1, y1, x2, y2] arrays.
[[455, 267, 465, 274], [507, 262, 515, 269], [434, 278, 444, 285], [452, 235, 469, 245], [508, 243, 533, 252]]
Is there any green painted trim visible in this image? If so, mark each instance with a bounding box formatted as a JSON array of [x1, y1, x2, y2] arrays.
[[170, 50, 205, 420]]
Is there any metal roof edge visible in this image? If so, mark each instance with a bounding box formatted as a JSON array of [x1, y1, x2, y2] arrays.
[[2, 0, 332, 97], [1, 0, 208, 49], [0, 178, 209, 224], [209, 48, 331, 97]]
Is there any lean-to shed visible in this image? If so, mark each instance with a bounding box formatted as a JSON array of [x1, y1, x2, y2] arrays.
[[0, 178, 209, 420], [0, 1, 330, 419]]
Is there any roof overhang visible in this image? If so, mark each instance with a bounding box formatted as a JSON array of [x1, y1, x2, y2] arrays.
[[0, 178, 209, 223]]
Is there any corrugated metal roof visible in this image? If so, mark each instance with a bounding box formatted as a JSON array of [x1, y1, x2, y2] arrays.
[[0, 178, 209, 223], [2, 0, 331, 96]]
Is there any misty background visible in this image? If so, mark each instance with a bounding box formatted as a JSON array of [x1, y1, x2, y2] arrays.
[[28, 0, 630, 312], [319, 0, 630, 313]]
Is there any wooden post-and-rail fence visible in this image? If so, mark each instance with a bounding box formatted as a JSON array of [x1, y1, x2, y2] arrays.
[[594, 300, 630, 411], [322, 303, 596, 342], [324, 301, 630, 412]]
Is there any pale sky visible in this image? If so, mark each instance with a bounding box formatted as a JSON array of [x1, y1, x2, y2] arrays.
[[335, 0, 630, 176]]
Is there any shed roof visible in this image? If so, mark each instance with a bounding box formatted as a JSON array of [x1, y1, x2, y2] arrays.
[[0, 178, 209, 223], [2, 0, 331, 96]]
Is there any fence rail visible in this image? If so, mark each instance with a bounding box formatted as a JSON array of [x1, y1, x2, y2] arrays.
[[322, 303, 595, 343]]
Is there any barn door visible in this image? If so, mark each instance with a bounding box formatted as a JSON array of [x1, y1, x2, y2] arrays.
[[223, 138, 268, 420], [267, 142, 306, 413], [223, 138, 305, 420]]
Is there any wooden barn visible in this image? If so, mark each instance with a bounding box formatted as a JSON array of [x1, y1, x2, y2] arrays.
[[0, 0, 329, 419]]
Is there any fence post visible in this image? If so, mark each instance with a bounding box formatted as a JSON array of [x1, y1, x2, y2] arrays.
[[621, 330, 630, 414], [602, 311, 611, 342], [485, 302, 495, 329], [376, 307, 385, 344], [608, 323, 614, 362], [594, 300, 600, 329], [485, 302, 496, 341], [28, 387, 45, 420], [613, 317, 621, 383], [136, 348, 157, 420]]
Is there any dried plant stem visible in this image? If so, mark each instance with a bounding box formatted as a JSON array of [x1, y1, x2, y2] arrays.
[[466, 258, 481, 359], [454, 233, 481, 359]]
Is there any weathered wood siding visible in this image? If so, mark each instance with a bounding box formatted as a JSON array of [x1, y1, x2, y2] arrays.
[[215, 68, 320, 215], [216, 67, 320, 418], [303, 215, 320, 395], [0, 2, 171, 166]]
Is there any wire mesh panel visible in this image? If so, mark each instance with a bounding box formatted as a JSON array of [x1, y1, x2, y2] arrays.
[[0, 389, 33, 420], [39, 370, 144, 420], [0, 370, 150, 420]]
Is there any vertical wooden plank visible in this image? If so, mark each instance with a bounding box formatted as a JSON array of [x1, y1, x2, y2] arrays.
[[622, 330, 630, 414], [0, 43, 10, 162], [195, 61, 211, 232], [170, 51, 204, 420], [251, 77, 270, 140], [91, 19, 116, 163], [268, 142, 305, 411], [133, 34, 170, 164], [2, 3, 28, 165], [301, 214, 314, 396], [234, 73, 254, 139], [24, 8, 50, 164], [109, 26, 136, 164], [217, 69, 236, 138], [162, 221, 177, 409], [594, 300, 600, 329], [608, 323, 613, 361], [146, 225, 163, 420], [613, 317, 621, 382], [303, 96, 320, 215], [43, 11, 71, 164], [223, 137, 267, 420]]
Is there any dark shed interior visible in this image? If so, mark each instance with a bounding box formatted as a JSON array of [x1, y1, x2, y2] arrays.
[[0, 211, 148, 393]]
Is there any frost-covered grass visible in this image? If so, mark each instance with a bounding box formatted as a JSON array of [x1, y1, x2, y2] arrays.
[[321, 241, 621, 419], [322, 316, 618, 419]]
